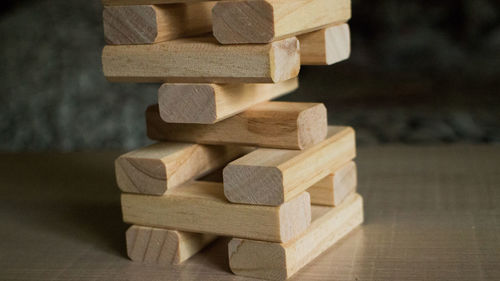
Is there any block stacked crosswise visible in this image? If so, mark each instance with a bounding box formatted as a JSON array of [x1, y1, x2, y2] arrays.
[[101, 0, 362, 279]]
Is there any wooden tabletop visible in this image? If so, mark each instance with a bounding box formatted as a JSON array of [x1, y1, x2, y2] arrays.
[[1, 145, 499, 280]]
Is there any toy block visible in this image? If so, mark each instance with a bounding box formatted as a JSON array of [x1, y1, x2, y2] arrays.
[[173, 162, 355, 206], [298, 23, 350, 65], [228, 193, 363, 280], [308, 161, 357, 206], [126, 225, 217, 265], [212, 0, 351, 44], [121, 181, 311, 243], [158, 78, 298, 124], [102, 36, 300, 83], [115, 142, 247, 195], [147, 102, 327, 149], [103, 3, 214, 45], [223, 126, 355, 206]]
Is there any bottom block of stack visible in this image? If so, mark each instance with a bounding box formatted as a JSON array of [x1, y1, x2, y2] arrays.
[[126, 225, 217, 265], [228, 193, 363, 281]]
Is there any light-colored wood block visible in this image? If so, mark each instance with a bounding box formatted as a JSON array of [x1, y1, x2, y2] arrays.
[[212, 0, 351, 44], [121, 181, 311, 243], [223, 126, 355, 206], [158, 78, 298, 124], [307, 161, 357, 206], [103, 0, 212, 5], [147, 102, 327, 149], [228, 193, 364, 281], [298, 23, 351, 65], [103, 3, 214, 45], [126, 225, 217, 265], [115, 142, 247, 195], [102, 36, 300, 83]]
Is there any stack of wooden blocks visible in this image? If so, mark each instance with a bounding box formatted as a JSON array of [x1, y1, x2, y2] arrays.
[[101, 0, 362, 279]]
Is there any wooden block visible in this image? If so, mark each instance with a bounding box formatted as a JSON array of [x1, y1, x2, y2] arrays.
[[115, 142, 247, 195], [228, 193, 364, 281], [223, 126, 355, 206], [147, 102, 327, 149], [103, 0, 212, 5], [212, 0, 351, 44], [102, 36, 300, 83], [158, 78, 298, 124], [298, 24, 351, 65], [126, 225, 217, 265], [195, 162, 355, 206], [121, 181, 311, 243], [307, 161, 357, 206], [103, 3, 214, 45]]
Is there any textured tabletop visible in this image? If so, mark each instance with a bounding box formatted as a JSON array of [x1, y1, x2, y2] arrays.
[[1, 145, 499, 281]]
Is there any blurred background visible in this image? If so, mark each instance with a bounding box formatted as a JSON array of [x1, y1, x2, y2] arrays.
[[1, 0, 499, 151]]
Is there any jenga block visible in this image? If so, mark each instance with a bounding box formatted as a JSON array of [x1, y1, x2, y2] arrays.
[[121, 181, 311, 243], [103, 3, 214, 45], [147, 102, 327, 149], [115, 142, 247, 195], [223, 126, 355, 206], [298, 24, 350, 65], [195, 163, 354, 206], [307, 161, 357, 206], [103, 0, 212, 5], [102, 36, 300, 83], [228, 193, 364, 281], [158, 78, 298, 124], [126, 225, 217, 265], [212, 0, 351, 44]]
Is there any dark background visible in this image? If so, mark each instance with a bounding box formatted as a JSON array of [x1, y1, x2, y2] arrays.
[[1, 0, 499, 151]]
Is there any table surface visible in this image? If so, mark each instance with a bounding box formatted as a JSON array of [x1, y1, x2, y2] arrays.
[[1, 145, 499, 281]]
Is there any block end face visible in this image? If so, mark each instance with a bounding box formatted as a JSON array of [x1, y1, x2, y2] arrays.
[[228, 238, 287, 281], [223, 165, 284, 206], [333, 161, 357, 206], [103, 5, 158, 45], [115, 155, 167, 196], [158, 84, 217, 124], [297, 103, 328, 149], [324, 24, 351, 65], [270, 37, 301, 83], [279, 192, 311, 243], [212, 0, 275, 44]]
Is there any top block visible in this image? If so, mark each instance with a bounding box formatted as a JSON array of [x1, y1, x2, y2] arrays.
[[103, 3, 214, 45], [212, 0, 351, 44], [102, 36, 300, 83]]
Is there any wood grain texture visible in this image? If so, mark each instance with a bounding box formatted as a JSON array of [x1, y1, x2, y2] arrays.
[[298, 23, 350, 65], [229, 193, 363, 280], [212, 0, 351, 44], [115, 142, 246, 195], [126, 225, 217, 265], [102, 36, 300, 83], [223, 126, 355, 206], [307, 161, 357, 206], [103, 0, 213, 5], [147, 102, 327, 149], [158, 78, 298, 124], [121, 181, 311, 243], [103, 3, 214, 45]]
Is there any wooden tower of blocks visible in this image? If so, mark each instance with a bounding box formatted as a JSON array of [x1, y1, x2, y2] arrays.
[[101, 0, 362, 279]]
